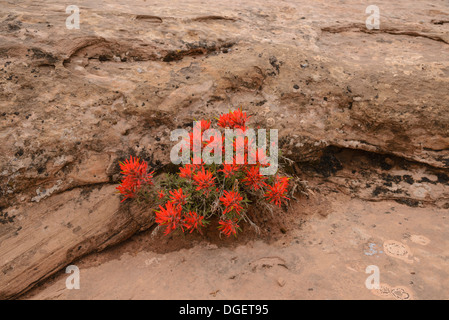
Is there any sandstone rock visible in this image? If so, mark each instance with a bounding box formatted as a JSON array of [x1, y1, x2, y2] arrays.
[[0, 0, 448, 298], [1, 0, 448, 209], [0, 185, 154, 299]]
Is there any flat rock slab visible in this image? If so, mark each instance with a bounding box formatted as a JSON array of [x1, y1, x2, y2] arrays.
[[0, 185, 153, 299]]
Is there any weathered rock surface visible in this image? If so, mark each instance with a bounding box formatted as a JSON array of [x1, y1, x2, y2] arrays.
[[0, 0, 448, 299], [22, 195, 449, 300], [0, 185, 153, 299]]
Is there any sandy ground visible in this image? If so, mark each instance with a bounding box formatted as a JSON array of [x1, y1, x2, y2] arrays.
[[24, 192, 449, 300]]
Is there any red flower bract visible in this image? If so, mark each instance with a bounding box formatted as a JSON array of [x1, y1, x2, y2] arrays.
[[275, 175, 289, 188], [182, 211, 204, 233], [116, 175, 141, 202], [217, 113, 233, 128], [218, 219, 239, 237], [169, 188, 188, 206], [116, 156, 154, 202], [219, 163, 239, 178], [155, 201, 183, 235], [195, 119, 211, 131], [220, 190, 244, 215], [178, 159, 204, 179], [193, 167, 216, 196], [229, 108, 251, 130], [217, 108, 251, 130], [265, 176, 290, 207], [178, 164, 194, 179], [242, 166, 267, 191]]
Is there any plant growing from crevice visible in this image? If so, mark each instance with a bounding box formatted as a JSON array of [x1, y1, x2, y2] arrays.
[[116, 108, 298, 238]]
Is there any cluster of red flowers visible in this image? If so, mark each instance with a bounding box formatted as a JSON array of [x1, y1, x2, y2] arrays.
[[116, 108, 291, 238], [156, 187, 206, 235], [116, 156, 154, 202], [218, 219, 240, 237], [192, 167, 216, 196], [242, 166, 267, 191], [265, 176, 290, 207], [217, 108, 251, 131], [154, 201, 182, 235], [155, 198, 205, 235], [220, 190, 244, 215]]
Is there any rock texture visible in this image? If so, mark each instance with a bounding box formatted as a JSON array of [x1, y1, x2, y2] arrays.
[[0, 0, 448, 299], [0, 184, 154, 299], [22, 195, 449, 300]]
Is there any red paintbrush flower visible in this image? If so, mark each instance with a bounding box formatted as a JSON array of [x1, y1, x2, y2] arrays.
[[178, 159, 203, 179], [242, 166, 267, 191], [158, 190, 165, 199], [116, 156, 154, 202], [218, 219, 240, 237], [179, 165, 194, 179], [229, 108, 251, 130], [220, 190, 244, 215], [217, 113, 233, 128], [265, 176, 290, 207], [275, 175, 289, 188], [189, 120, 211, 149], [169, 188, 188, 206], [219, 163, 239, 178], [119, 156, 154, 183], [195, 119, 211, 131], [193, 167, 216, 196], [182, 211, 204, 233], [218, 108, 251, 130], [116, 175, 141, 202], [155, 201, 183, 235]]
